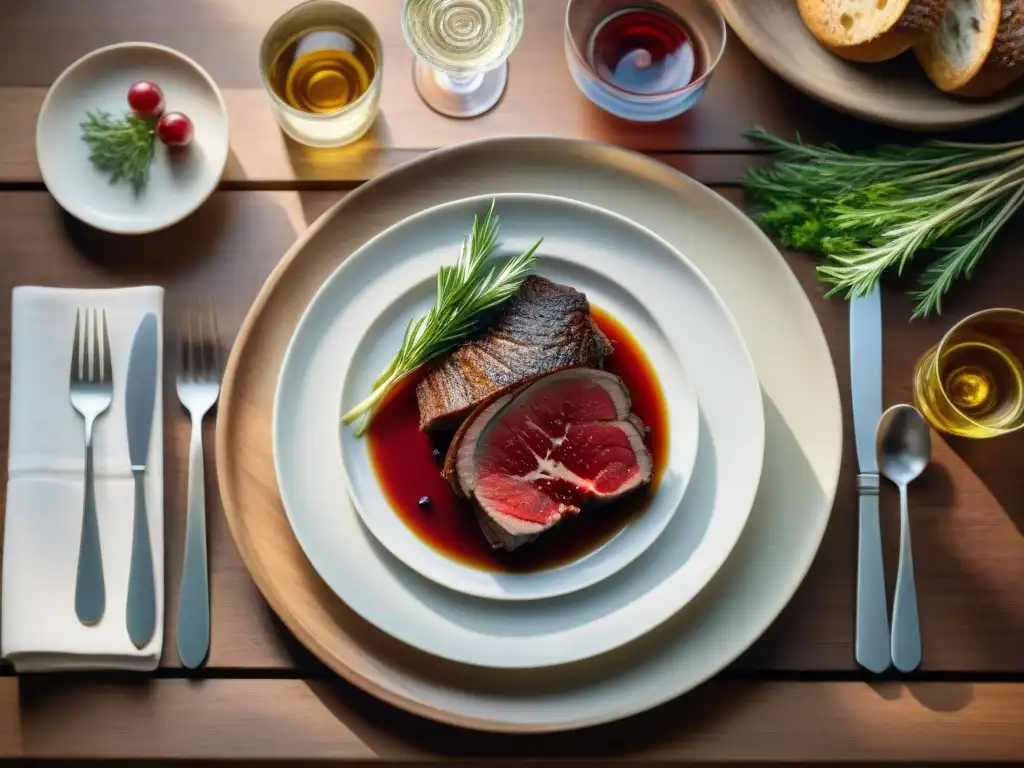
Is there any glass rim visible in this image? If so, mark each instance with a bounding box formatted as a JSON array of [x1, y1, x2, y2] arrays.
[[563, 0, 727, 99], [258, 0, 383, 123], [400, 0, 523, 76], [930, 306, 1024, 432]]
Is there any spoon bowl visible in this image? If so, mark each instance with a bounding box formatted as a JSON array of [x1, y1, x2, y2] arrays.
[[878, 404, 931, 485]]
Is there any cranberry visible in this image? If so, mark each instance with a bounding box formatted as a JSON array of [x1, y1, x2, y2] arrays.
[[156, 112, 194, 148], [127, 80, 164, 119]]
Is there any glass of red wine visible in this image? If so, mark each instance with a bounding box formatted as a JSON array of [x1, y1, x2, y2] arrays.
[[565, 0, 725, 121]]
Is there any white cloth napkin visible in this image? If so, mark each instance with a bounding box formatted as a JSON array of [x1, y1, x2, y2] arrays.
[[2, 286, 165, 672]]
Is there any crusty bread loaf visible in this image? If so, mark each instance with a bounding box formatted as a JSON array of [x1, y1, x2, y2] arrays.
[[915, 0, 1024, 95], [798, 0, 948, 62]]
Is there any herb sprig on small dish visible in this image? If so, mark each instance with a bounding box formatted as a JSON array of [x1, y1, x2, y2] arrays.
[[741, 126, 1024, 318], [341, 201, 543, 436], [79, 110, 157, 194]]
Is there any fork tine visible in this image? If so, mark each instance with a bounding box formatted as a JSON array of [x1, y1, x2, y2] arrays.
[[179, 310, 189, 378], [207, 299, 221, 377], [82, 309, 92, 382], [187, 306, 197, 378], [91, 309, 101, 382], [101, 309, 112, 384], [196, 305, 206, 380], [70, 309, 81, 383]]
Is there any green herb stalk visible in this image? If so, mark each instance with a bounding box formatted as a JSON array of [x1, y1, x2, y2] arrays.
[[341, 201, 542, 435], [741, 126, 1024, 318]]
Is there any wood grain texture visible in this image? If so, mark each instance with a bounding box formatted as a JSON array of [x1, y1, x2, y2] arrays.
[[0, 678, 1022, 760], [0, 0, 961, 189], [0, 87, 771, 185]]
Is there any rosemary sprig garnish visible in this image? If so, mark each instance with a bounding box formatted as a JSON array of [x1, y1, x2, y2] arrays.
[[80, 110, 156, 193], [341, 201, 542, 436], [741, 126, 1024, 318]]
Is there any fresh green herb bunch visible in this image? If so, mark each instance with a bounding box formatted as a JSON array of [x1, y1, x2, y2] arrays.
[[341, 200, 542, 435], [741, 126, 1024, 318], [80, 110, 156, 193]]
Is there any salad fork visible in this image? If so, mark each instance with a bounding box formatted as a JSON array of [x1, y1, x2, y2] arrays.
[[70, 308, 113, 626], [175, 302, 221, 668]]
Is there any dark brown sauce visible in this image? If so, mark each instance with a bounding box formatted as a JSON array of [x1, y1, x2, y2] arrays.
[[367, 306, 669, 573]]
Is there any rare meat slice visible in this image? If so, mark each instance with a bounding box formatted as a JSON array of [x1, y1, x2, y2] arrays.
[[416, 276, 613, 431], [444, 368, 653, 551]]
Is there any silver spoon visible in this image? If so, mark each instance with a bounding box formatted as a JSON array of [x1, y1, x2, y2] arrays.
[[877, 404, 931, 673]]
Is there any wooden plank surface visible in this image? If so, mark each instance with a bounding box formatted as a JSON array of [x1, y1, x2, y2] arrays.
[[3, 0, 1024, 758], [0, 85, 773, 186], [2, 0, 1017, 188], [1, 678, 1021, 760], [2, 188, 1023, 675]]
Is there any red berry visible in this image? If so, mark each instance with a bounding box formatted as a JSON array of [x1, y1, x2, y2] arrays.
[[127, 80, 164, 119], [156, 112, 194, 148]]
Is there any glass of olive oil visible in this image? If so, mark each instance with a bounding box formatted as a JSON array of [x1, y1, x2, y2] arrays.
[[259, 0, 382, 147], [913, 308, 1024, 439]]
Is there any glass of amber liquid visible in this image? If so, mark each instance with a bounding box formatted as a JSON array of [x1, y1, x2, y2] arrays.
[[259, 0, 382, 147], [913, 308, 1024, 438]]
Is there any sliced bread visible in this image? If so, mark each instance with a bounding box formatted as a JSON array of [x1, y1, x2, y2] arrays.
[[799, 0, 949, 62], [916, 0, 1024, 95]]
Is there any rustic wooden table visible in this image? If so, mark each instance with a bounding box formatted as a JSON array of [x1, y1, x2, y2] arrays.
[[1, 0, 1023, 762]]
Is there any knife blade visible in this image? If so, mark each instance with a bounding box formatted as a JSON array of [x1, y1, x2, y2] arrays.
[[125, 312, 159, 649], [850, 284, 890, 673]]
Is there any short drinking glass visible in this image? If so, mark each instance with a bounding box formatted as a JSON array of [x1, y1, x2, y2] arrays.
[[402, 0, 524, 118], [259, 0, 382, 147], [565, 0, 726, 121], [913, 308, 1024, 438]]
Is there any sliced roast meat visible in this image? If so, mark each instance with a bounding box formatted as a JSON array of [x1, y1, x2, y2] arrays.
[[444, 368, 653, 551], [416, 276, 613, 431]]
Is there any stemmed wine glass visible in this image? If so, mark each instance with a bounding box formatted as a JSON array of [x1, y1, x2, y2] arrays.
[[402, 0, 524, 118]]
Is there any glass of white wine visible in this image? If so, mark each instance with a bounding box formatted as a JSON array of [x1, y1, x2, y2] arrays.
[[402, 0, 524, 118]]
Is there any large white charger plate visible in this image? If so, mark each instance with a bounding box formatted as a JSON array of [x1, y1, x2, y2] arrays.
[[219, 136, 843, 731], [273, 193, 764, 667], [336, 196, 704, 601]]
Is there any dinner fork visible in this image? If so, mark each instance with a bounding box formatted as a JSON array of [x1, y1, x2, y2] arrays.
[[175, 302, 221, 669], [70, 308, 113, 626]]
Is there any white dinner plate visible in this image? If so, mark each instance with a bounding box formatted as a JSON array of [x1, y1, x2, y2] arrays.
[[36, 42, 229, 235], [273, 193, 764, 668], [336, 197, 700, 601]]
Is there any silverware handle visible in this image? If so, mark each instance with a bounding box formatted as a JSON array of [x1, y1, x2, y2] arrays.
[[891, 484, 921, 672], [127, 469, 156, 649], [75, 431, 105, 625], [177, 417, 210, 669], [856, 479, 890, 673]]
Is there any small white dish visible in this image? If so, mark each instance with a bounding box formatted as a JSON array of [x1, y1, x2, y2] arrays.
[[273, 193, 765, 669], [336, 205, 699, 601], [36, 42, 229, 235]]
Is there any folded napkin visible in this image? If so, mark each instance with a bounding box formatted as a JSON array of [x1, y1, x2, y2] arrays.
[[2, 286, 165, 672]]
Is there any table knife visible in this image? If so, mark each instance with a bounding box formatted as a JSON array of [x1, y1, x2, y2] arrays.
[[850, 284, 890, 673], [125, 312, 159, 649]]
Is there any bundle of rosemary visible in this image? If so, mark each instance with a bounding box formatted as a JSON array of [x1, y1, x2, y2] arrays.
[[741, 126, 1024, 318]]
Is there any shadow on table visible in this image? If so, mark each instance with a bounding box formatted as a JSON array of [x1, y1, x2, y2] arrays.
[[868, 680, 974, 713], [303, 674, 752, 760], [55, 189, 233, 278], [280, 112, 398, 188], [945, 429, 1024, 538]]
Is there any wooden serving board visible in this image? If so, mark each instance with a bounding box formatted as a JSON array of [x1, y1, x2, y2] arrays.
[[215, 135, 845, 732]]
